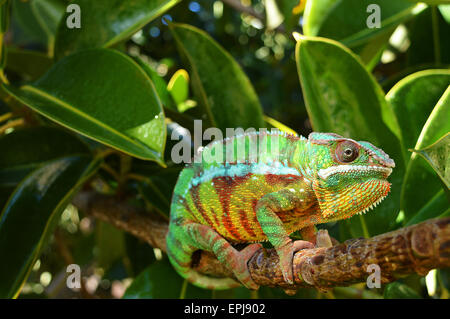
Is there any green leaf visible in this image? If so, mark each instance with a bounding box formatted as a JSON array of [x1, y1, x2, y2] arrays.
[[0, 0, 10, 73], [406, 6, 450, 67], [303, 0, 426, 65], [125, 233, 156, 276], [295, 35, 405, 236], [167, 69, 197, 113], [96, 221, 126, 269], [134, 56, 175, 110], [0, 126, 89, 188], [169, 23, 265, 131], [401, 86, 450, 220], [12, 0, 65, 50], [405, 189, 449, 226], [3, 49, 166, 164], [5, 47, 53, 81], [168, 69, 189, 106], [263, 115, 298, 136], [54, 0, 182, 58], [304, 0, 425, 47], [411, 133, 450, 188], [278, 0, 302, 31], [0, 155, 101, 298], [439, 4, 450, 23], [384, 282, 421, 299], [386, 69, 450, 161], [123, 258, 210, 299]]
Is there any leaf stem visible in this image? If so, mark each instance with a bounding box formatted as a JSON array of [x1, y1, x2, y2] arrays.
[[359, 215, 370, 238], [0, 118, 23, 134], [431, 5, 441, 64], [0, 111, 12, 123], [179, 279, 188, 299]]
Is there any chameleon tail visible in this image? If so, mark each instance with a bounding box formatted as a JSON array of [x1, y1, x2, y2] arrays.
[[166, 230, 240, 290]]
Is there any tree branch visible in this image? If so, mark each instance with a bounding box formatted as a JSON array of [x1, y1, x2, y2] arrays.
[[73, 191, 450, 290]]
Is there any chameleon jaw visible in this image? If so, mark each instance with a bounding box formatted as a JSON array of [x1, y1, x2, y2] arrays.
[[318, 164, 393, 180], [356, 194, 388, 215]]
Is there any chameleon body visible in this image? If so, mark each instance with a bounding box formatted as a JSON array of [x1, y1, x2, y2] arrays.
[[166, 131, 395, 290]]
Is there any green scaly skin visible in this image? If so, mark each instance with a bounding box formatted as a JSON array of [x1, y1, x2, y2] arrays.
[[166, 131, 395, 290]]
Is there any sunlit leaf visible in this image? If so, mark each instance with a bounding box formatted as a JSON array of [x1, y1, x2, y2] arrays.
[[169, 23, 265, 131], [3, 49, 166, 164], [410, 133, 450, 189], [401, 86, 450, 221], [384, 282, 421, 299], [54, 0, 182, 58], [386, 69, 450, 161]]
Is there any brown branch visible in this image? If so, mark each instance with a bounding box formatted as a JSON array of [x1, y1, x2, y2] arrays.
[[73, 191, 450, 291]]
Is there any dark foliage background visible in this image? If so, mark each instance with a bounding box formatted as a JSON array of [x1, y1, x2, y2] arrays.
[[0, 0, 448, 299]]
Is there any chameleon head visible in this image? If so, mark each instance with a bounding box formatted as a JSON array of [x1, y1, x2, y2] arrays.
[[307, 132, 395, 222]]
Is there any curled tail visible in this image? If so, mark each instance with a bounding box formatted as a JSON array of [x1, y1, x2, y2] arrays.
[[166, 228, 241, 290]]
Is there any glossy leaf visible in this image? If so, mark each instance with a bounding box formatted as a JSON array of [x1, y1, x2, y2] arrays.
[[169, 23, 265, 131], [54, 0, 182, 58], [386, 69, 450, 160], [401, 86, 450, 220], [439, 4, 450, 23], [406, 7, 450, 67], [296, 35, 405, 236], [0, 126, 89, 188], [0, 0, 10, 73], [278, 0, 303, 31], [303, 0, 426, 65], [405, 189, 449, 226], [411, 133, 450, 188], [384, 282, 421, 299], [3, 49, 166, 164], [0, 155, 101, 298], [134, 56, 175, 110], [304, 0, 425, 47], [12, 0, 65, 49], [5, 48, 53, 81], [96, 221, 126, 269], [168, 69, 189, 106], [263, 115, 298, 136], [123, 258, 210, 299]]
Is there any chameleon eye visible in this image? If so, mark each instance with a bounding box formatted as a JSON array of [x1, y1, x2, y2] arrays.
[[336, 141, 359, 163]]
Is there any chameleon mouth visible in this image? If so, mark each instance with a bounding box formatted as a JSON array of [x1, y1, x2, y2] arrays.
[[356, 194, 388, 215], [318, 165, 393, 180]]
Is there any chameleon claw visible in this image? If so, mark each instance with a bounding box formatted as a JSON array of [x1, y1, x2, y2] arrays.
[[315, 229, 333, 248], [236, 243, 262, 290], [278, 240, 314, 285]]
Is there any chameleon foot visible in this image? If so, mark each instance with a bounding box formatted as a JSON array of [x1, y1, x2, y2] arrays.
[[283, 288, 298, 296], [315, 229, 333, 248], [278, 240, 314, 285], [235, 243, 262, 290]]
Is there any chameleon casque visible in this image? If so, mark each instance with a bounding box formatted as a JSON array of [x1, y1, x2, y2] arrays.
[[166, 131, 395, 290]]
